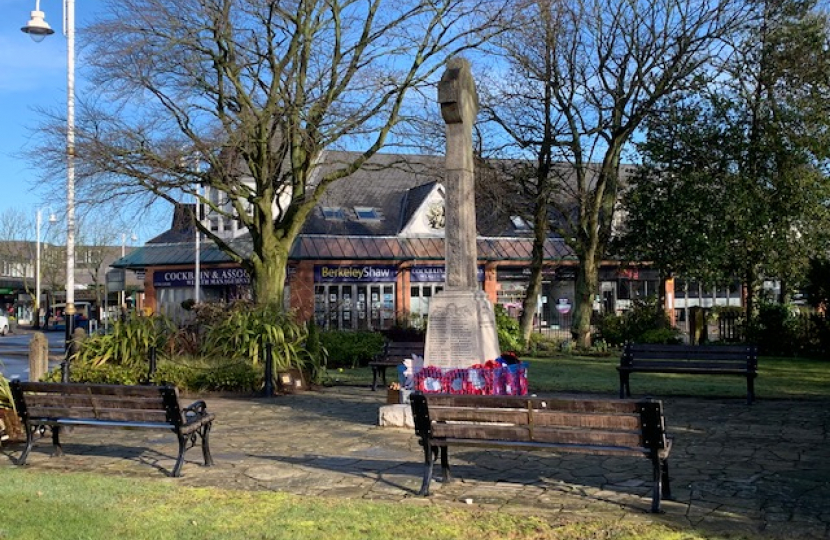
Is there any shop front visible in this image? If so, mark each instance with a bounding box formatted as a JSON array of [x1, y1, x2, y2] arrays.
[[152, 266, 252, 321], [313, 264, 397, 331]]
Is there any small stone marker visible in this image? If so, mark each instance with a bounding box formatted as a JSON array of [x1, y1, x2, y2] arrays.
[[28, 332, 49, 382]]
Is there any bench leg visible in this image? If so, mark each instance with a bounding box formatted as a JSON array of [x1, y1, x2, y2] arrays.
[[418, 443, 437, 496], [371, 366, 379, 391], [440, 446, 452, 484], [650, 455, 666, 513], [620, 373, 631, 399], [51, 426, 64, 457], [16, 423, 38, 465], [173, 432, 192, 478], [661, 458, 672, 501], [200, 422, 215, 467]]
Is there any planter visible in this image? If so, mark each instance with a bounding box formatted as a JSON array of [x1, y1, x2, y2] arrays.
[[276, 368, 307, 394], [0, 408, 24, 446], [386, 389, 412, 404]]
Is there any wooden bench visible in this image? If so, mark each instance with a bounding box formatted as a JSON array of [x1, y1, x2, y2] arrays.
[[369, 341, 424, 391], [410, 392, 672, 513], [619, 343, 759, 404], [9, 381, 215, 477]]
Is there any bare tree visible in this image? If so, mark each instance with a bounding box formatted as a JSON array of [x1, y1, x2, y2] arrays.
[[31, 0, 510, 306], [0, 209, 36, 295], [75, 217, 121, 310], [482, 0, 748, 347]]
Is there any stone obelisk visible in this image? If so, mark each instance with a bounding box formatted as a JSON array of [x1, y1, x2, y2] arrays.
[[423, 58, 501, 368]]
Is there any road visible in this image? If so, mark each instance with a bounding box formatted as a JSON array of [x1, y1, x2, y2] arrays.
[[0, 329, 67, 381]]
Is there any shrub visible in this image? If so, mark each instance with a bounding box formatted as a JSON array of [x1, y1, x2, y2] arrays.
[[302, 319, 329, 385], [199, 302, 307, 370], [0, 373, 14, 411], [746, 303, 800, 356], [596, 298, 679, 346], [44, 362, 144, 385], [526, 333, 561, 356], [321, 331, 385, 368], [638, 328, 682, 345], [595, 313, 627, 346], [76, 315, 174, 368], [494, 304, 523, 354], [45, 356, 260, 393], [381, 322, 426, 342], [153, 360, 260, 392]]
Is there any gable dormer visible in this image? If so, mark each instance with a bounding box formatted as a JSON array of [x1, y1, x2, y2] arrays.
[[399, 183, 446, 237]]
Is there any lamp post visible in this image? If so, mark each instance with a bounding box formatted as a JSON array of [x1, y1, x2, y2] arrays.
[[22, 0, 76, 382], [195, 187, 201, 303], [121, 232, 137, 315], [35, 208, 57, 330]]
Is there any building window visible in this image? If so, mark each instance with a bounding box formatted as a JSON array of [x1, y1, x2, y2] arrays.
[[354, 207, 380, 221], [322, 207, 345, 220], [510, 215, 530, 231]]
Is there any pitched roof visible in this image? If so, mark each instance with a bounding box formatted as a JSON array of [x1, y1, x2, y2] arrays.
[[113, 235, 575, 268], [147, 203, 196, 244], [303, 151, 445, 236]]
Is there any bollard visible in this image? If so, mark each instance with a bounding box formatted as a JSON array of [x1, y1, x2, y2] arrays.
[[263, 342, 274, 397], [61, 351, 71, 383], [28, 332, 49, 383]]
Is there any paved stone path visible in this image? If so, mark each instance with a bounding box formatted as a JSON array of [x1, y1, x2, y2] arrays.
[[2, 386, 828, 539]]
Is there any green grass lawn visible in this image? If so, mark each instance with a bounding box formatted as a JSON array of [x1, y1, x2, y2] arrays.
[[331, 352, 830, 400], [0, 468, 738, 540]]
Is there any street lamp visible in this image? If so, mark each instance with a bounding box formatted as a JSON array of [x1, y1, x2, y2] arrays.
[[35, 208, 57, 330], [23, 0, 76, 381], [121, 232, 137, 314]]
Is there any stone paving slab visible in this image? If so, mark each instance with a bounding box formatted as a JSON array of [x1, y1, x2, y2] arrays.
[[2, 386, 829, 539]]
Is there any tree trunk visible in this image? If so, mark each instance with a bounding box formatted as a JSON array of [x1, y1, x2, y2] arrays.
[[518, 197, 551, 347], [250, 235, 292, 307], [519, 265, 544, 348], [572, 255, 598, 349]]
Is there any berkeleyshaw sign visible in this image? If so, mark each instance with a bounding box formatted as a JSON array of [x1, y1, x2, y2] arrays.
[[153, 267, 251, 288]]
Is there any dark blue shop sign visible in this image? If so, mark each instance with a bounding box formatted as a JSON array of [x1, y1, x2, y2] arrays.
[[411, 265, 485, 282], [153, 267, 251, 288], [315, 265, 397, 282]]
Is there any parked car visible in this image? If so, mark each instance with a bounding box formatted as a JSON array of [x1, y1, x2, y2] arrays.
[[0, 315, 9, 336]]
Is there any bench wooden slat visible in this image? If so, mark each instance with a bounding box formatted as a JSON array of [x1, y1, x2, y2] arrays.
[[424, 394, 641, 414], [620, 361, 749, 371], [432, 423, 643, 448], [23, 394, 167, 410], [437, 437, 649, 456], [25, 406, 171, 423], [429, 407, 641, 430], [629, 352, 751, 361], [18, 382, 171, 398], [628, 344, 751, 354], [33, 418, 175, 430]]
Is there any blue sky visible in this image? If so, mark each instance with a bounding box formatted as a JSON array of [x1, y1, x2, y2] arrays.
[[0, 0, 166, 243]]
